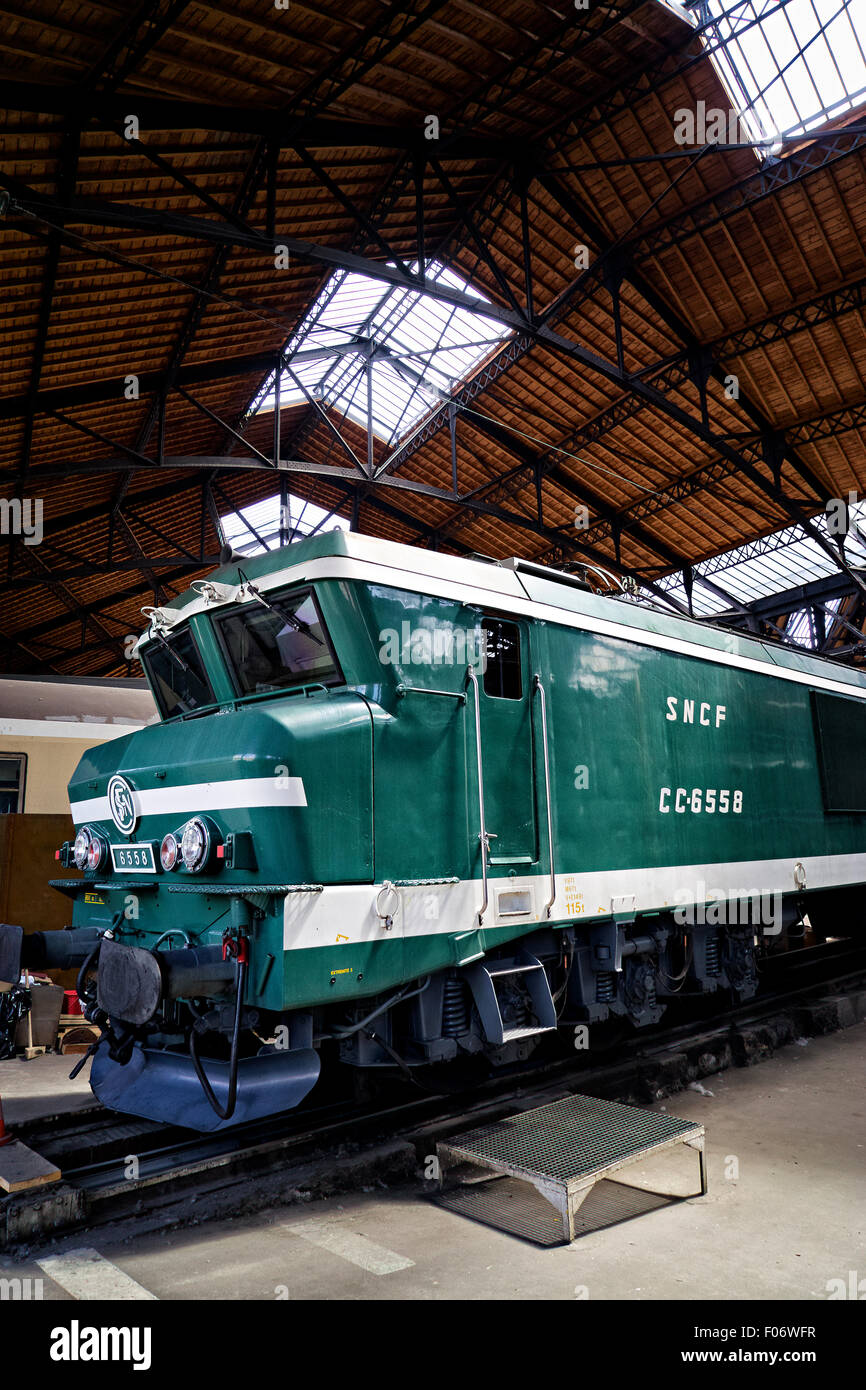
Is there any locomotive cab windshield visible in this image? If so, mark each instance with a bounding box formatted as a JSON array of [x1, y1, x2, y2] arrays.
[[141, 626, 215, 720], [139, 584, 344, 719], [215, 586, 342, 697]]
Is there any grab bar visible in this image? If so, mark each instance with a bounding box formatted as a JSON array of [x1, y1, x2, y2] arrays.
[[533, 673, 556, 918], [396, 683, 466, 702], [466, 665, 495, 925]]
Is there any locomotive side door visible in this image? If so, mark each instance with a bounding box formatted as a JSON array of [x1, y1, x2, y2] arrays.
[[474, 614, 538, 869]]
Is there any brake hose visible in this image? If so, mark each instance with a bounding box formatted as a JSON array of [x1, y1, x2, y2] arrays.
[[69, 915, 124, 1081], [76, 940, 102, 1001], [189, 953, 247, 1121], [76, 912, 123, 1000], [323, 976, 431, 1041]]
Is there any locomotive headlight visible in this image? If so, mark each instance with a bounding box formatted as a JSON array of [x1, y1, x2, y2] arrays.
[[73, 827, 92, 870], [180, 816, 212, 873], [73, 825, 108, 872], [86, 832, 108, 872], [160, 832, 179, 872]]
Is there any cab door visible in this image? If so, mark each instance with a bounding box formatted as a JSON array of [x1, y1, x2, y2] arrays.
[[476, 615, 537, 868]]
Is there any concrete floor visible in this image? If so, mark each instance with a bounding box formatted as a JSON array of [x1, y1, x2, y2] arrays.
[[2, 1024, 864, 1300]]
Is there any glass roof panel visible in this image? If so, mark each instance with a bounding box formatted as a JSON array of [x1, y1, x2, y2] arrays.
[[670, 0, 866, 146], [220, 490, 347, 557], [251, 259, 511, 445], [649, 500, 866, 648]]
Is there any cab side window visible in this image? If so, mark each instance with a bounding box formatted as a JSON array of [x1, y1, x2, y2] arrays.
[[481, 617, 522, 699]]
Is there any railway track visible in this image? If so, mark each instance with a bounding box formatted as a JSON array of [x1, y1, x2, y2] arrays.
[[3, 936, 865, 1252]]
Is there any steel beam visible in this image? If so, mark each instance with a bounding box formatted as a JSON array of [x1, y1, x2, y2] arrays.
[[10, 544, 132, 667], [492, 169, 840, 559], [17, 120, 80, 475], [712, 569, 866, 659], [126, 0, 452, 459], [0, 84, 521, 150], [79, 0, 192, 96], [378, 130, 866, 485], [0, 344, 365, 422]]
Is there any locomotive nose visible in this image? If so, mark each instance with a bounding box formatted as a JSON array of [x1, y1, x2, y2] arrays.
[[90, 937, 321, 1131]]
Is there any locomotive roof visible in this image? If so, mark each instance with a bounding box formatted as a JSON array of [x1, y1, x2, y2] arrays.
[[152, 531, 866, 700]]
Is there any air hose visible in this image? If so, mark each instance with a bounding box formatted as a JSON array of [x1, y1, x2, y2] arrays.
[[189, 951, 247, 1121], [323, 976, 431, 1041], [68, 936, 105, 1080], [76, 911, 124, 1001], [76, 939, 102, 1001], [69, 915, 129, 1080]]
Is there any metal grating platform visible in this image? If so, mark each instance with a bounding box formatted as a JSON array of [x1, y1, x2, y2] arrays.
[[435, 1092, 706, 1245], [437, 1175, 680, 1246]]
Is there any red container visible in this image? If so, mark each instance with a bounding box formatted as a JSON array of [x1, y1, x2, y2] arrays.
[[63, 989, 82, 1016]]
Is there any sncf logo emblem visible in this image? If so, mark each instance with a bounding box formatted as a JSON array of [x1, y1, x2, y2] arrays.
[[107, 775, 138, 834]]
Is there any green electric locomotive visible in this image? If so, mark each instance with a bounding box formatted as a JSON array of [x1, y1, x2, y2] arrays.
[[2, 531, 864, 1129]]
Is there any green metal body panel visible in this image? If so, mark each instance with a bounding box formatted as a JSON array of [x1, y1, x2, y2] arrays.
[[60, 533, 866, 1015]]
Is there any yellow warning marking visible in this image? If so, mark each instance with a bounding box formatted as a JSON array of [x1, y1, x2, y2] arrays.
[[84, 893, 105, 905], [336, 933, 349, 943]]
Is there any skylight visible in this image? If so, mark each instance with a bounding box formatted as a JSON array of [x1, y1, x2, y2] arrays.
[[679, 0, 866, 145], [651, 499, 866, 646], [220, 490, 346, 557], [251, 259, 511, 446]]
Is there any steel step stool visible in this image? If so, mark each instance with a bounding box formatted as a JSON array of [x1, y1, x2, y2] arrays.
[[435, 1092, 706, 1246]]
